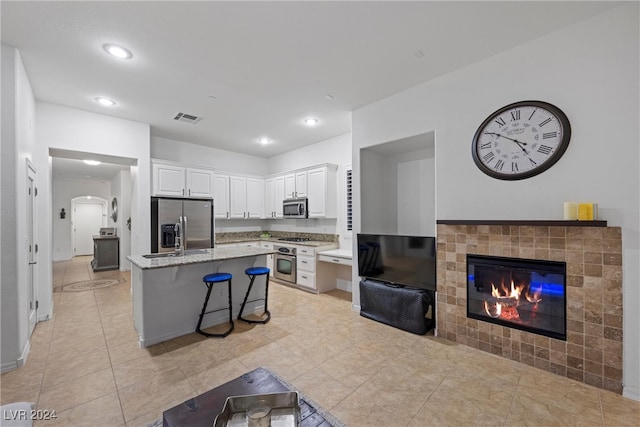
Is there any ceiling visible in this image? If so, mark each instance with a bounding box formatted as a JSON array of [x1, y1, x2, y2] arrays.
[[2, 1, 620, 163]]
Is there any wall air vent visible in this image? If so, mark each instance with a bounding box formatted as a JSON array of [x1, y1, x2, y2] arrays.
[[173, 112, 202, 124]]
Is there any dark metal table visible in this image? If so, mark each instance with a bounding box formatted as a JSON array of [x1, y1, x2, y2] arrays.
[[162, 367, 334, 427]]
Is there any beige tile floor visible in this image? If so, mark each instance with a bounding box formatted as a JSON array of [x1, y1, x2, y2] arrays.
[[1, 256, 639, 426]]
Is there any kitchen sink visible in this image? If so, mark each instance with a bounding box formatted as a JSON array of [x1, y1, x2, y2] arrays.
[[142, 252, 177, 259], [142, 249, 209, 259]]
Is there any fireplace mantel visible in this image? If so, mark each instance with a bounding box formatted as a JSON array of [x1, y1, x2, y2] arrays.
[[437, 219, 607, 227]]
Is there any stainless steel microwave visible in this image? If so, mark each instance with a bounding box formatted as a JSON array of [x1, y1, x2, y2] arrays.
[[283, 197, 308, 218]]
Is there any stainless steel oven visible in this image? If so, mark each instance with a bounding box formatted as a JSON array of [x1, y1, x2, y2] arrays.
[[274, 245, 297, 284]]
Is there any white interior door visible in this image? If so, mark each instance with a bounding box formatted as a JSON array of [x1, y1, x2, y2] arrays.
[[73, 203, 104, 256], [27, 164, 37, 336]]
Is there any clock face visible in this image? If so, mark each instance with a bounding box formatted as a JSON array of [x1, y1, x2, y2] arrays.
[[472, 101, 571, 180]]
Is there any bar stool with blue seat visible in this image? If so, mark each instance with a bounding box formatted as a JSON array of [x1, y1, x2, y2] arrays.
[[238, 266, 271, 324], [196, 272, 234, 337]]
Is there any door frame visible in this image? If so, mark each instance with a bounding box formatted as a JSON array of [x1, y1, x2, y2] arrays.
[[71, 196, 107, 257], [26, 160, 38, 337]]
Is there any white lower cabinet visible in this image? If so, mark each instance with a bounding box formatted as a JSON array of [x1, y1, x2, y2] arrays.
[[260, 242, 274, 276], [292, 245, 336, 292], [296, 270, 316, 290]]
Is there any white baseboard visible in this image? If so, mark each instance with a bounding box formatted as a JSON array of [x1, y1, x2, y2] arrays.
[[2, 340, 31, 373], [623, 385, 640, 402], [1, 360, 19, 373]]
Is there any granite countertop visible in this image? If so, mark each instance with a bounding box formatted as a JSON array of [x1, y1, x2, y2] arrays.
[[216, 236, 336, 247], [127, 247, 276, 270], [317, 248, 353, 259]]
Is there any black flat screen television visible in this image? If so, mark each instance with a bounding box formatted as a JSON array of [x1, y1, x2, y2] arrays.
[[357, 234, 436, 291]]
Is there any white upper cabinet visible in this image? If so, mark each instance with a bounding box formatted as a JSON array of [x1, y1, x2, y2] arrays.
[[152, 161, 214, 198], [307, 165, 337, 218], [153, 160, 337, 220], [265, 175, 286, 218], [246, 177, 264, 219], [284, 171, 307, 199], [227, 175, 264, 219], [186, 167, 215, 198], [274, 175, 286, 217], [153, 163, 185, 197], [229, 175, 248, 219], [264, 178, 275, 219], [213, 174, 230, 219]]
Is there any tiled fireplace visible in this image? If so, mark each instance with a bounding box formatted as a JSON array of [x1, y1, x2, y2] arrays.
[[436, 221, 623, 394]]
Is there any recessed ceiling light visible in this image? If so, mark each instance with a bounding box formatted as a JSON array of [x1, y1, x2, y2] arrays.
[[103, 44, 133, 59], [83, 160, 101, 166], [258, 138, 270, 145], [95, 97, 116, 107], [304, 118, 319, 127]]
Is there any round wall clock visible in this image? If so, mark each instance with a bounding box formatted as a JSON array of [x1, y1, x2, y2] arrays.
[[471, 100, 571, 180]]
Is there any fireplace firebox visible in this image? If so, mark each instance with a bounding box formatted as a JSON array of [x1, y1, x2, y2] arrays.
[[467, 254, 566, 340]]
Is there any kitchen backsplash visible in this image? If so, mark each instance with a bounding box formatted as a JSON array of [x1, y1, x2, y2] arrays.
[[215, 231, 338, 243]]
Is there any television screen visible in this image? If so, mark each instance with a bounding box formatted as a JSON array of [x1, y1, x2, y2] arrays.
[[357, 234, 436, 291]]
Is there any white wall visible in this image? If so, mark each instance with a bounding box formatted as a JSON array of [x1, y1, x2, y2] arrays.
[[152, 136, 268, 176], [110, 170, 132, 270], [52, 179, 111, 261], [395, 150, 435, 236], [1, 46, 37, 371], [360, 149, 395, 233], [36, 102, 151, 321], [352, 4, 640, 399], [360, 146, 436, 236], [267, 132, 351, 174]]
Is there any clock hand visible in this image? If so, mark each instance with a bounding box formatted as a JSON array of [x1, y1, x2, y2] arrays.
[[484, 132, 529, 154]]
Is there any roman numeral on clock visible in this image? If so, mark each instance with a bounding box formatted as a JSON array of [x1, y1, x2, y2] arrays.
[[510, 110, 520, 121], [494, 117, 506, 127], [512, 162, 519, 172], [543, 131, 557, 139], [482, 152, 495, 163], [480, 142, 492, 150], [538, 145, 553, 155], [494, 160, 505, 171], [538, 118, 552, 127]]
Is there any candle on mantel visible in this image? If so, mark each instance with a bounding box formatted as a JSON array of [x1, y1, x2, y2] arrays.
[[578, 203, 597, 221], [563, 202, 578, 220]]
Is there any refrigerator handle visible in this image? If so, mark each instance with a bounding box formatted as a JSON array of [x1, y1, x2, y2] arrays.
[[183, 215, 187, 249]]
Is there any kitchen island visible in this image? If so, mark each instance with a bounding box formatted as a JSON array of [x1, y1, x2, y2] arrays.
[[127, 247, 276, 347]]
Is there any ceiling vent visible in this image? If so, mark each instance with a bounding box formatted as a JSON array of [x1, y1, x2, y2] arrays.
[[173, 112, 202, 124]]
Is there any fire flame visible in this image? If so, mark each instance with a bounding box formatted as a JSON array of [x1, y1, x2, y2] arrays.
[[483, 279, 542, 321]]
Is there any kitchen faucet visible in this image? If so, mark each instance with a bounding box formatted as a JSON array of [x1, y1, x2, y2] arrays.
[[174, 221, 184, 255]]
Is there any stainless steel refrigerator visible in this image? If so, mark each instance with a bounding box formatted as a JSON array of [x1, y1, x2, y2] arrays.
[[151, 197, 214, 253]]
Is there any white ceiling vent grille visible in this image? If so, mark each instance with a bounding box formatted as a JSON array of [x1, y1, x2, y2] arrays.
[[173, 112, 202, 124]]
